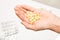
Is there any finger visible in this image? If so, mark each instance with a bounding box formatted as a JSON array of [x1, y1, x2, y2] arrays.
[[14, 5, 21, 11], [14, 5, 28, 13], [14, 6, 25, 20], [14, 5, 29, 22], [14, 5, 39, 14], [15, 10, 24, 20], [21, 21, 36, 30], [21, 4, 37, 12], [21, 5, 41, 15], [16, 10, 29, 22]]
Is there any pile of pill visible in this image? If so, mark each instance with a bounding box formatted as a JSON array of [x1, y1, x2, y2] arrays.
[[26, 11, 40, 24]]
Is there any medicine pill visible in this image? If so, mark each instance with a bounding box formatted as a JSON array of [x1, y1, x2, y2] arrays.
[[26, 11, 40, 24]]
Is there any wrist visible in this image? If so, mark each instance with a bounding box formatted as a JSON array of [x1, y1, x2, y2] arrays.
[[53, 17, 60, 27], [49, 17, 60, 33]]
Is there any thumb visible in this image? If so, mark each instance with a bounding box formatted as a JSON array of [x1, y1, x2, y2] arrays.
[[21, 21, 39, 31], [21, 21, 33, 29]]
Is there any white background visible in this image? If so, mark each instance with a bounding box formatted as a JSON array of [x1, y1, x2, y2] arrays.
[[0, 0, 60, 40]]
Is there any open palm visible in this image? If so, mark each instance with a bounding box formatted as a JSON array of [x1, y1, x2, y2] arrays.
[[14, 5, 57, 31]]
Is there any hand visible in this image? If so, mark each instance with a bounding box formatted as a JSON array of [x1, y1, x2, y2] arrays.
[[14, 5, 58, 31]]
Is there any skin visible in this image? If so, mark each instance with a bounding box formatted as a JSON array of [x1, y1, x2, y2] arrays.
[[14, 5, 60, 33]]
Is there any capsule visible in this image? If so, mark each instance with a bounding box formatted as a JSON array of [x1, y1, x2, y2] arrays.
[[26, 11, 40, 24]]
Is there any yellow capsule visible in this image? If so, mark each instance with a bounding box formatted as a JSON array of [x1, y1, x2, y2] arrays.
[[26, 11, 40, 24]]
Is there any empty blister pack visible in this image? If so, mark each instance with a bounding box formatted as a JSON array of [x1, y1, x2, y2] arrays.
[[0, 21, 18, 37]]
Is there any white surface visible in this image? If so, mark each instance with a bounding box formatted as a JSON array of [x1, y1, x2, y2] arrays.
[[0, 0, 60, 40], [55, 34, 60, 40]]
